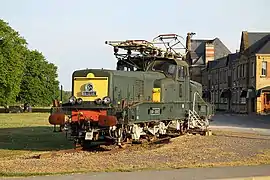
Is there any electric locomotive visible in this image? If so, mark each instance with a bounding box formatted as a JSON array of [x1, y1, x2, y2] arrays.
[[49, 34, 215, 148]]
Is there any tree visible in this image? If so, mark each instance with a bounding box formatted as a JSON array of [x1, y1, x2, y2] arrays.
[[0, 19, 28, 107], [18, 50, 60, 106], [0, 19, 61, 107], [56, 89, 71, 103]]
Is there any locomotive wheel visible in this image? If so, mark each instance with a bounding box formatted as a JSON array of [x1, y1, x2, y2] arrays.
[[118, 143, 131, 149], [82, 140, 100, 150], [147, 135, 157, 142]]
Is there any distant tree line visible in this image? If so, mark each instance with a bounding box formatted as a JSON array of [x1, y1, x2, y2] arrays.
[[0, 19, 69, 107]]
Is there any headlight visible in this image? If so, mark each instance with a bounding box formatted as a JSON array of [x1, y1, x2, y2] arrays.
[[69, 96, 76, 105], [102, 96, 111, 104], [94, 98, 102, 105], [77, 98, 83, 104]]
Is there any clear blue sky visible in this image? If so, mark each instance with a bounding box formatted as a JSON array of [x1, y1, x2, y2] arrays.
[[1, 0, 270, 90]]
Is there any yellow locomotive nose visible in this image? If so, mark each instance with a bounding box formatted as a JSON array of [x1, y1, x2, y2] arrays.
[[73, 72, 109, 102]]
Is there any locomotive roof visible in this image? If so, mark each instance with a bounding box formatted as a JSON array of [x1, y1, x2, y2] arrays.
[[73, 58, 188, 77], [148, 57, 189, 67], [171, 58, 189, 66]]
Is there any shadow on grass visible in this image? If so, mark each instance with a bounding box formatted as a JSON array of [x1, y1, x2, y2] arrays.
[[0, 126, 74, 151]]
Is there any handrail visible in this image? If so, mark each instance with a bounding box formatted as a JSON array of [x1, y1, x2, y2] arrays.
[[192, 91, 215, 117]]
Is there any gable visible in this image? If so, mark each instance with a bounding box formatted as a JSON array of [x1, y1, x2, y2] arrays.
[[188, 38, 231, 66], [240, 31, 270, 54]]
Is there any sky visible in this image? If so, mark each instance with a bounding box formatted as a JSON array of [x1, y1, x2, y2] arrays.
[[1, 0, 270, 91]]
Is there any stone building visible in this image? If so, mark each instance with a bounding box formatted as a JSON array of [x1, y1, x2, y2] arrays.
[[202, 53, 238, 111], [202, 31, 270, 114], [232, 31, 270, 114], [185, 33, 231, 84]]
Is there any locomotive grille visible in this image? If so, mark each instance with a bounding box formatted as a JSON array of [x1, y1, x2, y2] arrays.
[[135, 80, 144, 101]]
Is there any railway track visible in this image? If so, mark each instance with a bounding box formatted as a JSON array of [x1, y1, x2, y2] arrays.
[[27, 130, 212, 160], [27, 136, 174, 160]]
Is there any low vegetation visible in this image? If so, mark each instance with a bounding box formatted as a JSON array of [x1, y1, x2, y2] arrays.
[[0, 113, 270, 177]]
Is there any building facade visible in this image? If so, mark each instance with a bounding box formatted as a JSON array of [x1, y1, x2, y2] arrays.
[[185, 33, 231, 84], [202, 31, 270, 114]]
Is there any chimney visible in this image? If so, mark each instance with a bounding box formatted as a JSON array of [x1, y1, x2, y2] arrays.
[[205, 42, 215, 63], [186, 32, 195, 53], [186, 33, 192, 53], [240, 31, 249, 53]]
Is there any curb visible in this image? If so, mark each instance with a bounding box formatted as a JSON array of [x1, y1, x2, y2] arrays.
[[214, 176, 270, 180]]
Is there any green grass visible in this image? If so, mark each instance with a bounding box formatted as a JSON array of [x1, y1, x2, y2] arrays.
[[0, 113, 270, 178], [0, 113, 73, 159]]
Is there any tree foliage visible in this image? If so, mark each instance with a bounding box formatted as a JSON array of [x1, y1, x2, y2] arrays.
[[58, 90, 71, 103], [0, 19, 60, 107], [18, 50, 60, 106], [0, 19, 28, 106]]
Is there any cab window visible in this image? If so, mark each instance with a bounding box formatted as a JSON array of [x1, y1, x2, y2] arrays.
[[167, 64, 177, 76], [151, 61, 177, 78], [178, 66, 186, 79]]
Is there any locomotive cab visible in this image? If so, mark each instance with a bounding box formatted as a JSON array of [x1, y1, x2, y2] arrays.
[[148, 58, 189, 80], [146, 58, 190, 104]]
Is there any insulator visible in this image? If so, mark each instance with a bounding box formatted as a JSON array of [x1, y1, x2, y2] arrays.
[[164, 52, 168, 58], [152, 49, 158, 56], [114, 47, 119, 53], [157, 50, 162, 57]]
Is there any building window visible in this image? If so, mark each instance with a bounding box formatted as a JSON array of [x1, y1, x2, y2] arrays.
[[251, 62, 255, 77], [216, 71, 218, 84], [241, 97, 246, 104], [225, 70, 227, 82], [237, 90, 240, 103], [233, 68, 236, 80], [243, 64, 246, 77], [240, 64, 243, 77], [262, 61, 267, 76], [237, 65, 240, 78], [219, 71, 222, 83], [240, 65, 243, 77], [232, 91, 236, 103]]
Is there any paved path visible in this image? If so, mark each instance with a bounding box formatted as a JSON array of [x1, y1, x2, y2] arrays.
[[210, 113, 270, 135], [2, 165, 270, 180]]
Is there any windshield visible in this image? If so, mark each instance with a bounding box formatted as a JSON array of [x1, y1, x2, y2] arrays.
[[151, 61, 177, 77]]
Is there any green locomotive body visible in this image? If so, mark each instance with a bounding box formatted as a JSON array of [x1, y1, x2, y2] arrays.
[[49, 34, 215, 148]]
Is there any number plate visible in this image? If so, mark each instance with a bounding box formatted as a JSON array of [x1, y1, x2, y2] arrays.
[[85, 132, 93, 140], [82, 91, 96, 96], [149, 108, 161, 115]]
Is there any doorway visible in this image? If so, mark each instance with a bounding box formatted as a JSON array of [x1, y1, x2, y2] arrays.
[[261, 92, 270, 113]]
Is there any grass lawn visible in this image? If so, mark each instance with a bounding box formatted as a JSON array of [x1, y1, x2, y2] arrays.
[[0, 113, 270, 177], [0, 113, 73, 159]]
